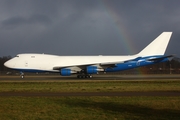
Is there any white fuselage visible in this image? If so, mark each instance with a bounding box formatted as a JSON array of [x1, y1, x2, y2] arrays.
[[5, 53, 137, 72]]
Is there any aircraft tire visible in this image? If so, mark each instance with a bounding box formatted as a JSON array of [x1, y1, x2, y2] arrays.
[[77, 75, 92, 79]]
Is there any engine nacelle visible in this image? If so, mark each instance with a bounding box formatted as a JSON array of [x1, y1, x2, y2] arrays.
[[86, 66, 98, 74], [60, 68, 71, 76]]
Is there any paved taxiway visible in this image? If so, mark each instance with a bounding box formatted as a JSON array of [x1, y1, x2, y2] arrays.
[[1, 74, 180, 81], [0, 91, 180, 97], [0, 74, 180, 97]]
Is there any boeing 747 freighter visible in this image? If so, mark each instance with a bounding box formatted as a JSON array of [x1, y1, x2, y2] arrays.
[[4, 32, 173, 78]]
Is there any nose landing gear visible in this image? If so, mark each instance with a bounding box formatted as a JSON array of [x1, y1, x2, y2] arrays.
[[20, 72, 24, 79]]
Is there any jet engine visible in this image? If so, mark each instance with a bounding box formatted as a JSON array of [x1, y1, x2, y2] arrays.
[[60, 68, 71, 76], [86, 66, 98, 74], [86, 66, 104, 74]]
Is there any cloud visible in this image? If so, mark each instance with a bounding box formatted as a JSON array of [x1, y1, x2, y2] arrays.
[[1, 14, 52, 29], [0, 0, 180, 56]]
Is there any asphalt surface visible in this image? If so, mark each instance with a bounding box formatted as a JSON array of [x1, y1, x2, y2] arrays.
[[0, 74, 180, 97], [1, 74, 180, 81], [0, 91, 180, 97]]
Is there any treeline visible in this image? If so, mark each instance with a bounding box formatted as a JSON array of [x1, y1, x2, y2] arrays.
[[1, 56, 180, 75]]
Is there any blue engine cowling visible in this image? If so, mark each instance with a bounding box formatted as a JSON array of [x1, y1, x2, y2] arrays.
[[60, 68, 71, 76], [86, 66, 98, 74]]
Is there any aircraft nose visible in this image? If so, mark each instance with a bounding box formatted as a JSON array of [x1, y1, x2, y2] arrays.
[[4, 61, 9, 68], [4, 60, 13, 68]]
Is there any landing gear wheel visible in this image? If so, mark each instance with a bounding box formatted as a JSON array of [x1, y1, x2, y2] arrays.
[[85, 75, 89, 78], [21, 75, 24, 79], [77, 75, 81, 79], [77, 75, 92, 79], [20, 72, 24, 79], [89, 75, 93, 78]]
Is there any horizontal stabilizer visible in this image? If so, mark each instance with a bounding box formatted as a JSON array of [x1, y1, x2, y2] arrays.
[[147, 55, 174, 62]]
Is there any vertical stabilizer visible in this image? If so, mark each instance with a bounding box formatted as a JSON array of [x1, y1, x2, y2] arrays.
[[137, 32, 172, 56]]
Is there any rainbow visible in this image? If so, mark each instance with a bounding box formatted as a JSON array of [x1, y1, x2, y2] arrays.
[[101, 0, 136, 55], [101, 1, 148, 74]]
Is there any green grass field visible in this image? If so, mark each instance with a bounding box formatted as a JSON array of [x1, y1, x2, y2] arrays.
[[0, 97, 180, 120], [0, 80, 180, 92], [0, 77, 180, 120]]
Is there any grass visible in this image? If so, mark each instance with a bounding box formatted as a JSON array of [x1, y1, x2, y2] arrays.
[[0, 80, 180, 92], [0, 76, 180, 119], [0, 97, 180, 120]]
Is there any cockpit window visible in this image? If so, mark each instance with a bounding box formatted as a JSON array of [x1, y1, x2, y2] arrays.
[[16, 56, 19, 57]]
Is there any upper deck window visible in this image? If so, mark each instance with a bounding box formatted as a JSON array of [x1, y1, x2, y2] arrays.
[[31, 56, 35, 58]]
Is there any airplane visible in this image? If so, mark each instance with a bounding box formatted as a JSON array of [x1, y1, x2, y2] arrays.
[[4, 32, 173, 78]]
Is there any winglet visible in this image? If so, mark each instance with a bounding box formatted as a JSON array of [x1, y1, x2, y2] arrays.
[[137, 32, 172, 56]]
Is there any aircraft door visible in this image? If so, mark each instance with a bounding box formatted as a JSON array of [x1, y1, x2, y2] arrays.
[[25, 60, 28, 67]]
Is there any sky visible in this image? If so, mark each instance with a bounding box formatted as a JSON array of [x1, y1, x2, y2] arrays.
[[0, 0, 180, 57]]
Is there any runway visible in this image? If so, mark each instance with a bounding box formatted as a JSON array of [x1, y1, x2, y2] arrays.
[[1, 74, 180, 81], [0, 91, 180, 97]]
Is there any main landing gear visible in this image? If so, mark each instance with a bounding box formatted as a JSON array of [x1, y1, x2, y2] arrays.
[[77, 74, 93, 79]]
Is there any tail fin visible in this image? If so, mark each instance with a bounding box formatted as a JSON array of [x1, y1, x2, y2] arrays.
[[137, 32, 172, 56]]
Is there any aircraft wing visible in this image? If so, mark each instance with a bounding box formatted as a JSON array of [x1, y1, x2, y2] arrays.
[[53, 57, 142, 70], [53, 64, 94, 70], [99, 57, 142, 66]]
